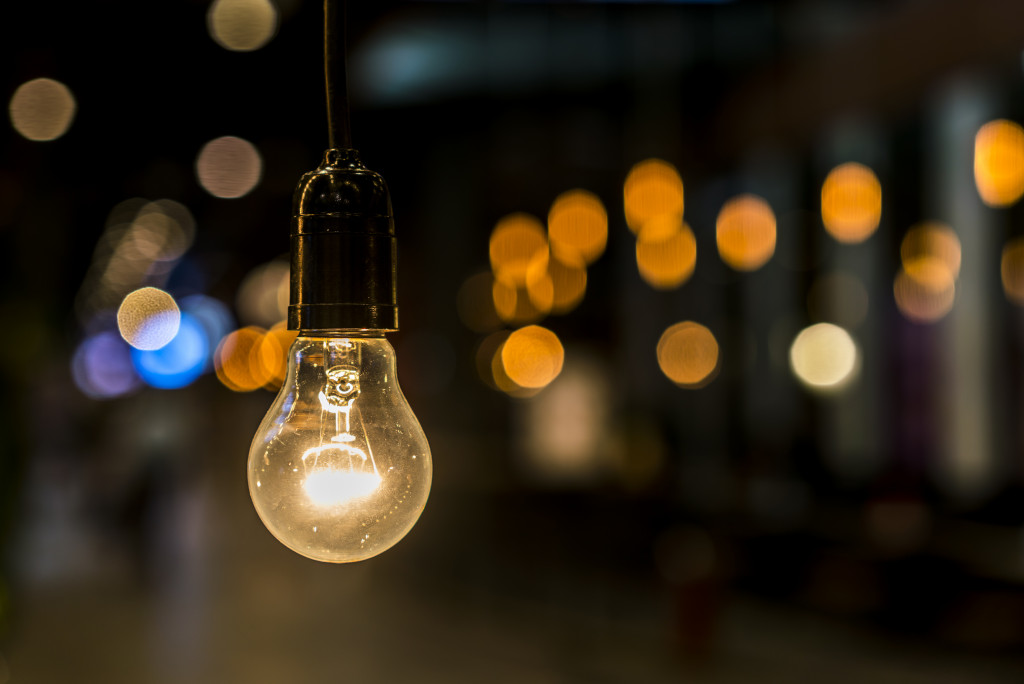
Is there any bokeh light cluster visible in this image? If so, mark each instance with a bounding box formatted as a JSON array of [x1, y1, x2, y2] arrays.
[[487, 193, 605, 326], [76, 199, 196, 323], [215, 323, 297, 392], [72, 294, 235, 397], [624, 159, 696, 289]]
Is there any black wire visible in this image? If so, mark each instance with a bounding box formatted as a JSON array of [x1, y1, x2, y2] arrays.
[[324, 0, 352, 150]]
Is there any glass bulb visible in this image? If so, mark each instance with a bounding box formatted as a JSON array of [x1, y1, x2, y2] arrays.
[[248, 335, 431, 562]]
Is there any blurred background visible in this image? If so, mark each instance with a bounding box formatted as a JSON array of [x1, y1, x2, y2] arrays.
[[4, 0, 1024, 681]]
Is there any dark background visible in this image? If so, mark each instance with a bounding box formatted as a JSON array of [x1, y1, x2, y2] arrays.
[[4, 0, 1024, 681]]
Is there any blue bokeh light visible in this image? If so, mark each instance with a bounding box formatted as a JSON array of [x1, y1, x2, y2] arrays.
[[131, 313, 209, 389], [181, 294, 234, 369]]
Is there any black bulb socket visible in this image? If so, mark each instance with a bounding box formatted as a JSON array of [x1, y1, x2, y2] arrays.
[[288, 148, 399, 333]]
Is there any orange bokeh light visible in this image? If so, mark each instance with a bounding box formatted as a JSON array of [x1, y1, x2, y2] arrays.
[[821, 162, 882, 243], [501, 325, 565, 389], [489, 213, 548, 286], [656, 321, 719, 388], [623, 159, 684, 234], [548, 190, 608, 265], [716, 194, 776, 271], [636, 219, 697, 290], [216, 326, 269, 391], [975, 119, 1024, 208]]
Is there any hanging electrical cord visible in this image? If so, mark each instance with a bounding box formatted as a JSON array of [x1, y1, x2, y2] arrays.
[[324, 0, 352, 150]]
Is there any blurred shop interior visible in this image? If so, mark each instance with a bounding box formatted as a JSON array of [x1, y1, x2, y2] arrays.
[[5, 0, 1024, 681]]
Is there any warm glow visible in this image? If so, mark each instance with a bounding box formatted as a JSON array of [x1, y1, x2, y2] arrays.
[[489, 213, 548, 286], [894, 268, 955, 323], [9, 78, 76, 141], [208, 0, 278, 52], [196, 136, 263, 199], [526, 251, 586, 314], [117, 287, 181, 351], [974, 119, 1024, 207], [502, 325, 564, 389], [216, 327, 269, 391], [304, 468, 382, 508], [636, 219, 697, 290], [547, 190, 608, 264], [656, 322, 718, 388], [900, 222, 961, 285], [821, 162, 882, 243], [623, 159, 684, 233], [1001, 237, 1024, 305], [716, 194, 776, 271], [789, 323, 858, 392]]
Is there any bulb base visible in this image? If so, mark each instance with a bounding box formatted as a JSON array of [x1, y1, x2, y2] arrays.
[[288, 148, 399, 332]]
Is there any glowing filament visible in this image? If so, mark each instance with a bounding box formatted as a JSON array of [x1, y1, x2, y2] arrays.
[[300, 372, 382, 507]]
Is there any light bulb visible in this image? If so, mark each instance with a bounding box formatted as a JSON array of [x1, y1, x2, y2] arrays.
[[248, 335, 431, 562]]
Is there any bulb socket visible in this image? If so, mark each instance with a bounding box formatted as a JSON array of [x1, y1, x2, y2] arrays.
[[288, 148, 399, 332]]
